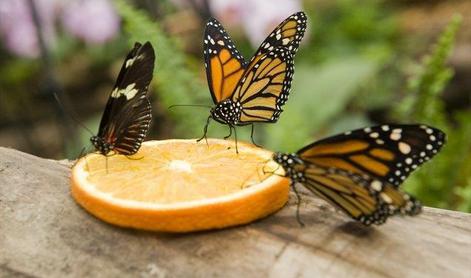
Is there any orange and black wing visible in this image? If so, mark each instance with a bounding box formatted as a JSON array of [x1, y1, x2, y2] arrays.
[[232, 47, 294, 123], [250, 11, 307, 64], [98, 42, 155, 155], [301, 164, 421, 225], [229, 12, 306, 124], [204, 18, 246, 104], [298, 124, 446, 188]]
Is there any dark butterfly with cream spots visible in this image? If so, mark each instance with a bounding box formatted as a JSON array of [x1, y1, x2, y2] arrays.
[[91, 42, 155, 156]]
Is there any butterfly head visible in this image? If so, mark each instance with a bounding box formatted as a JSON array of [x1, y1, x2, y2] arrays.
[[273, 152, 303, 166], [90, 136, 113, 155], [273, 152, 305, 181], [211, 99, 242, 125]]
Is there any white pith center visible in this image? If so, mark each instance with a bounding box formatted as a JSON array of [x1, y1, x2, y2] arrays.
[[168, 160, 192, 172]]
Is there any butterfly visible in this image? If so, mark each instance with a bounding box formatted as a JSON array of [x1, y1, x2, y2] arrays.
[[272, 124, 446, 225], [90, 42, 155, 156], [199, 12, 307, 151]]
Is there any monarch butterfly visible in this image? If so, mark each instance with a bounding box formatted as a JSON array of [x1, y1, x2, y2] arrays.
[[273, 124, 446, 225], [199, 12, 307, 151], [90, 42, 155, 156]]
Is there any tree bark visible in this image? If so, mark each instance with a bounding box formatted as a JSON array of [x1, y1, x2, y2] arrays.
[[1, 146, 470, 278]]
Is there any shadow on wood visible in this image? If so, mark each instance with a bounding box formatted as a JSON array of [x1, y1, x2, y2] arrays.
[[0, 146, 470, 277]]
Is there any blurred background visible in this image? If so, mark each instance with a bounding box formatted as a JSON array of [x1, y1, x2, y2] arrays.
[[0, 0, 469, 212]]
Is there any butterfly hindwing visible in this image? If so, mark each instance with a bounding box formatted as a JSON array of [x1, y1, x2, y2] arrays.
[[112, 98, 152, 155], [204, 18, 246, 104], [297, 124, 446, 187], [304, 165, 422, 225], [97, 41, 155, 155], [233, 47, 294, 123]]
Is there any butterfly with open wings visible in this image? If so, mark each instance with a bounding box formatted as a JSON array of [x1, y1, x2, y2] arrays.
[[273, 124, 446, 225], [90, 41, 155, 156], [199, 12, 307, 151]]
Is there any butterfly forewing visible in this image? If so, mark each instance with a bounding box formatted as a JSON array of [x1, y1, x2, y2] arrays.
[[96, 41, 155, 155], [234, 47, 294, 123], [297, 124, 446, 187], [251, 12, 307, 61], [204, 18, 246, 104]]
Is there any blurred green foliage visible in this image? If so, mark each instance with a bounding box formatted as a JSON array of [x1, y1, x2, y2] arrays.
[[394, 16, 471, 211]]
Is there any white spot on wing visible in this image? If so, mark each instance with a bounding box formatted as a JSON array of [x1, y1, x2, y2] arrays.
[[398, 142, 411, 154], [125, 54, 143, 68], [390, 132, 401, 141], [381, 193, 393, 204], [371, 180, 383, 191], [111, 83, 139, 100]]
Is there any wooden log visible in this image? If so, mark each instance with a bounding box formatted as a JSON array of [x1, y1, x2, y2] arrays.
[[0, 146, 470, 278]]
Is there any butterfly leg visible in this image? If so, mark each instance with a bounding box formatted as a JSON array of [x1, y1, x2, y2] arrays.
[[197, 116, 211, 146], [223, 126, 232, 140], [233, 126, 239, 154], [292, 182, 305, 227], [250, 124, 262, 148], [76, 146, 87, 159], [72, 145, 89, 167], [105, 154, 109, 174]]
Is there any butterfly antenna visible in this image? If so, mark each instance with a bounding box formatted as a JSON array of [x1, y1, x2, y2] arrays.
[[250, 124, 262, 148], [53, 92, 95, 136], [292, 183, 305, 227], [168, 104, 212, 109], [106, 155, 109, 175]]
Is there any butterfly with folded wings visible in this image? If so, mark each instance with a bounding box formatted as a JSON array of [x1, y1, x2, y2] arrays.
[[199, 12, 307, 151], [273, 124, 446, 225], [90, 42, 155, 156]]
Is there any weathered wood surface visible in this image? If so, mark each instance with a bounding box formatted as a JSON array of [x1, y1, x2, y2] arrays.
[[1, 146, 470, 278]]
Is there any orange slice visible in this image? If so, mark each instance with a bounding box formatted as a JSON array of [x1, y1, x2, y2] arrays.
[[71, 139, 289, 232]]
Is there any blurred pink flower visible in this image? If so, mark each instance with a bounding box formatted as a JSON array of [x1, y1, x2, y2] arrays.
[[209, 0, 245, 27], [0, 0, 120, 58], [170, 0, 206, 10], [170, 0, 303, 44], [61, 0, 120, 44], [0, 0, 59, 58], [241, 0, 303, 47], [208, 0, 303, 48]]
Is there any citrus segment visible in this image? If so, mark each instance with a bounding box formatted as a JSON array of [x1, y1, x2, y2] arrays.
[[71, 139, 289, 232]]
